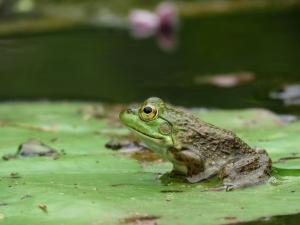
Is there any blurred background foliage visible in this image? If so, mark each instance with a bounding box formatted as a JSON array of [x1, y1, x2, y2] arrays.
[[0, 0, 299, 113]]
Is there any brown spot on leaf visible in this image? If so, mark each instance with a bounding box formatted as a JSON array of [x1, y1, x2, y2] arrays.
[[38, 204, 48, 213], [10, 172, 21, 179], [275, 156, 300, 163], [111, 183, 129, 187], [105, 139, 133, 151], [122, 215, 160, 225], [2, 154, 15, 161], [50, 137, 59, 143], [160, 189, 183, 193], [224, 216, 238, 221]]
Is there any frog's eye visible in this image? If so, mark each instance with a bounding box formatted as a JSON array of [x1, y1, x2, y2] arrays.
[[139, 104, 158, 121]]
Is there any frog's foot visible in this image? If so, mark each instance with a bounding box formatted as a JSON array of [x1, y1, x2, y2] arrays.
[[186, 168, 218, 183], [219, 152, 272, 190], [186, 173, 207, 183], [203, 182, 241, 191], [208, 183, 239, 192]]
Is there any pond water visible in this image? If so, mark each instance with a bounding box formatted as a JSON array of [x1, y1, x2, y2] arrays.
[[0, 4, 299, 115], [0, 3, 300, 225]]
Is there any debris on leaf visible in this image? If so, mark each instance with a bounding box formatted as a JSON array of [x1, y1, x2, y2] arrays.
[[270, 84, 300, 106], [130, 149, 161, 162], [105, 139, 138, 151], [38, 203, 48, 213], [275, 156, 300, 163], [165, 193, 174, 202], [110, 183, 129, 187], [122, 214, 160, 225], [2, 139, 59, 160], [160, 189, 183, 193], [50, 137, 59, 143], [223, 216, 238, 221], [10, 172, 21, 179], [105, 136, 143, 152], [2, 153, 15, 161], [79, 104, 106, 120], [194, 71, 255, 87], [21, 194, 32, 200], [18, 139, 58, 157], [105, 139, 161, 162], [79, 104, 125, 127]]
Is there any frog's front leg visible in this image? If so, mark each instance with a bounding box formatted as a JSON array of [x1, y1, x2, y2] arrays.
[[168, 148, 207, 182], [219, 150, 272, 190]]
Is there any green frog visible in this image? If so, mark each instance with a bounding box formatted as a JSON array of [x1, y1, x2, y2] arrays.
[[119, 97, 272, 190]]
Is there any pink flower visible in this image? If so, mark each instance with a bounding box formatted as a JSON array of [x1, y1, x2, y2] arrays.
[[128, 10, 159, 38], [128, 2, 178, 51]]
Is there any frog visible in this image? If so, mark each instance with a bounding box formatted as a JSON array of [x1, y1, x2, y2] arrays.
[[119, 97, 272, 190]]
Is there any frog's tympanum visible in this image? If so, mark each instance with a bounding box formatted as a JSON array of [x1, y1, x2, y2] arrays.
[[119, 97, 272, 190]]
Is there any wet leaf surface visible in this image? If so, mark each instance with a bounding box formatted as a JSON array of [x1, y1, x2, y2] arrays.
[[0, 102, 300, 225]]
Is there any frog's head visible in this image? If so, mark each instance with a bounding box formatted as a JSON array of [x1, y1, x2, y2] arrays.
[[119, 97, 174, 149]]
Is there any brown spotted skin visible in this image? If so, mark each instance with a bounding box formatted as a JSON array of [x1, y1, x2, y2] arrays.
[[120, 97, 272, 190], [161, 104, 272, 189]]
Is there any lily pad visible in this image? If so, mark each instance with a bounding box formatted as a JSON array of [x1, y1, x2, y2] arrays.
[[0, 102, 300, 225]]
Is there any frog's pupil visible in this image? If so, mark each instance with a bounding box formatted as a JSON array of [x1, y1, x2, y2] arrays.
[[143, 106, 152, 114]]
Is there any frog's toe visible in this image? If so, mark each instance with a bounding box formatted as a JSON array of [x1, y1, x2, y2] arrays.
[[206, 186, 226, 192], [186, 175, 201, 183], [224, 184, 237, 191], [207, 183, 237, 192]]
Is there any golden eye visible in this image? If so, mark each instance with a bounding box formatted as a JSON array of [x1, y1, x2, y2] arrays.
[[139, 104, 158, 121]]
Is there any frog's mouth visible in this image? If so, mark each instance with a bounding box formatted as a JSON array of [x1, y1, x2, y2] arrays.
[[128, 126, 163, 140]]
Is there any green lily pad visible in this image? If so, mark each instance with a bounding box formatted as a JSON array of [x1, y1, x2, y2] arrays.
[[0, 102, 300, 225]]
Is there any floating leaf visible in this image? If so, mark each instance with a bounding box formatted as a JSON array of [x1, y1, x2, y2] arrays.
[[0, 102, 300, 225]]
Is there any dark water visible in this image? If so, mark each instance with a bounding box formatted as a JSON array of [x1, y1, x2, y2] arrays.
[[0, 6, 300, 115]]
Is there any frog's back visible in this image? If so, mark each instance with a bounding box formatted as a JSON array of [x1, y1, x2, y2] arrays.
[[164, 105, 253, 159]]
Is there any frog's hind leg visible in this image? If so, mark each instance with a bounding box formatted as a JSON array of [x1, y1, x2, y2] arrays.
[[219, 149, 272, 191]]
